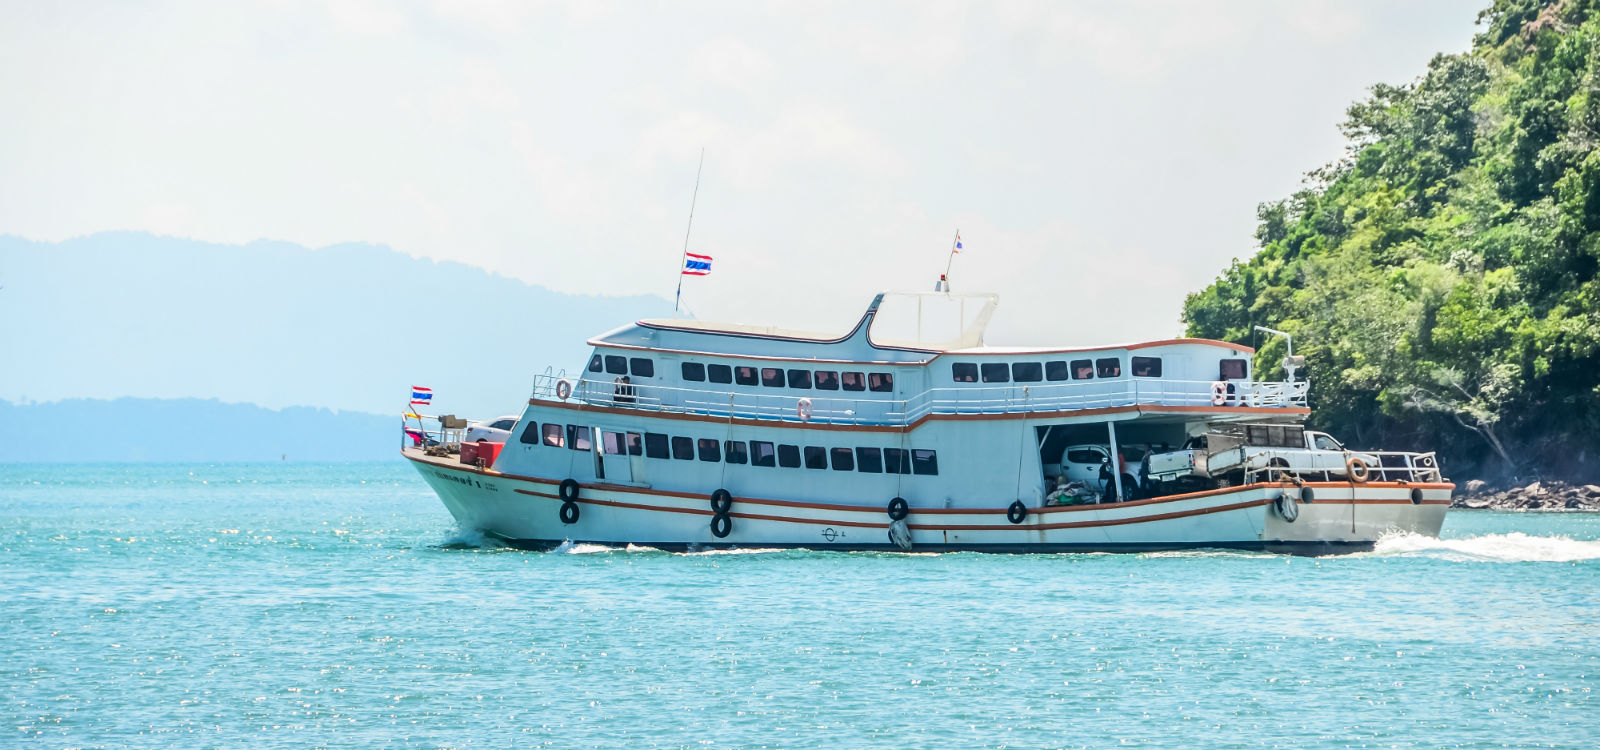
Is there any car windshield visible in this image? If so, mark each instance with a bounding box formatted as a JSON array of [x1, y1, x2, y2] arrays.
[[1313, 434, 1342, 451]]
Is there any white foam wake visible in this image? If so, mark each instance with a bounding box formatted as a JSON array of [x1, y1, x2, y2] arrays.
[[434, 527, 500, 549], [1372, 531, 1600, 562]]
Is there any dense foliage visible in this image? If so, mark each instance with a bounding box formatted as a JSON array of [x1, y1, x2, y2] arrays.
[[1183, 0, 1600, 482]]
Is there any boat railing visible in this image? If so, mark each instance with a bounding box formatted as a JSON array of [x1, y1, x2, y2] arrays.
[[1241, 449, 1444, 484], [528, 374, 1309, 426]]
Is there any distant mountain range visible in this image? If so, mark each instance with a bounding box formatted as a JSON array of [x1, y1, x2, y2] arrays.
[[0, 398, 403, 462], [0, 233, 673, 419]]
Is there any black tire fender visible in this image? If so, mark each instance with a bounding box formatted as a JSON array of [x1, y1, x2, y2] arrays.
[[1006, 500, 1028, 525], [559, 478, 580, 502], [710, 488, 733, 514], [886, 497, 909, 521]]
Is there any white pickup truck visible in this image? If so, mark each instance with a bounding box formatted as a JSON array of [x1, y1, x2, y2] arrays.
[[1143, 424, 1375, 492]]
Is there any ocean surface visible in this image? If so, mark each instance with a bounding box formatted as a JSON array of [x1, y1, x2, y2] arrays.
[[3, 462, 1597, 749]]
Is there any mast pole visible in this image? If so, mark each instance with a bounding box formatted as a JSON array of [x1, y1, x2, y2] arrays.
[[674, 148, 706, 315], [941, 228, 960, 292]]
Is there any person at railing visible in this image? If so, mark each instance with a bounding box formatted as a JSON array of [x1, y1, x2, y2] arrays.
[[614, 375, 635, 405]]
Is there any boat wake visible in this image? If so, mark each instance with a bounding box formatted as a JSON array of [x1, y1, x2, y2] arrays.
[[1371, 531, 1600, 562], [432, 527, 504, 550]]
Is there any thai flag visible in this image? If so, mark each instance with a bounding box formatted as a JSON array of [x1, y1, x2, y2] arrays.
[[682, 252, 712, 276], [411, 386, 432, 405], [953, 233, 963, 253]]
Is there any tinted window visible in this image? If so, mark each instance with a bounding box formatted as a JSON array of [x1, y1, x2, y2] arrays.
[[724, 440, 747, 464], [1131, 356, 1162, 377], [911, 449, 939, 476], [952, 363, 978, 382], [786, 369, 812, 389], [868, 373, 894, 392], [1220, 359, 1247, 380], [884, 448, 911, 474], [1013, 362, 1043, 382], [980, 363, 1009, 383], [697, 438, 721, 462], [814, 371, 839, 390], [626, 432, 643, 456], [778, 444, 802, 468], [804, 446, 828, 469], [588, 354, 603, 372], [1071, 359, 1094, 379], [629, 358, 654, 377], [602, 431, 625, 455], [491, 418, 516, 430], [1096, 358, 1121, 377], [750, 441, 776, 467], [519, 421, 541, 445], [542, 423, 564, 447], [605, 355, 627, 374], [1066, 449, 1103, 464], [1313, 434, 1342, 451], [830, 447, 855, 471], [708, 364, 733, 384], [671, 436, 694, 460], [841, 372, 866, 391], [645, 432, 670, 459], [856, 447, 883, 473], [735, 366, 759, 386], [567, 425, 591, 451], [761, 367, 784, 387], [681, 362, 706, 381], [1045, 360, 1070, 381]]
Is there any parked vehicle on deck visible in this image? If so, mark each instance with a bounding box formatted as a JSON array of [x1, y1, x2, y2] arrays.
[[465, 416, 520, 443]]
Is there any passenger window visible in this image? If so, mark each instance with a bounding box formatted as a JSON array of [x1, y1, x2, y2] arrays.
[[1219, 359, 1247, 380], [681, 362, 706, 381], [761, 367, 784, 387], [841, 372, 866, 391], [911, 449, 939, 476], [952, 363, 978, 383], [1045, 361, 1069, 381], [980, 363, 1009, 383], [778, 444, 802, 468], [735, 366, 759, 386], [814, 371, 839, 390], [1096, 358, 1121, 378], [884, 448, 911, 474], [708, 364, 733, 384], [1071, 359, 1094, 379], [602, 431, 625, 455], [786, 369, 812, 389], [671, 436, 694, 460], [1012, 362, 1043, 382], [855, 447, 883, 473], [605, 355, 627, 375], [868, 373, 894, 392], [626, 432, 642, 456], [1131, 356, 1162, 377], [697, 438, 721, 462], [542, 423, 564, 447], [519, 421, 541, 445], [804, 446, 828, 469], [724, 440, 747, 464], [588, 354, 603, 373], [644, 432, 670, 459], [750, 441, 776, 467], [629, 358, 654, 378], [567, 425, 592, 451], [830, 447, 855, 471]]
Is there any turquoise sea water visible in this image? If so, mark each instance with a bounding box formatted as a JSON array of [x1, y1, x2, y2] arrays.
[[3, 463, 1597, 749]]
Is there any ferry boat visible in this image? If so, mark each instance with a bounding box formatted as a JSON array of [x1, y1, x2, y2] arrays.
[[402, 291, 1450, 553]]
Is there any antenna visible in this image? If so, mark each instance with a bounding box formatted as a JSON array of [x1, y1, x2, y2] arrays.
[[673, 148, 706, 316], [938, 229, 961, 292], [1253, 325, 1301, 383]]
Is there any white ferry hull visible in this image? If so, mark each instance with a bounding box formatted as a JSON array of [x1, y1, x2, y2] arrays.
[[408, 450, 1450, 554]]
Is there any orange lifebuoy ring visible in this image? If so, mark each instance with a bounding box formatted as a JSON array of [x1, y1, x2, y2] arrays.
[[1346, 456, 1371, 483], [555, 378, 573, 401], [1210, 381, 1227, 406], [796, 397, 813, 421]]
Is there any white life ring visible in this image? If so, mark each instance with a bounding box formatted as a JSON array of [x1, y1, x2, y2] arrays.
[[555, 378, 573, 401], [796, 397, 813, 422], [1210, 381, 1227, 406]]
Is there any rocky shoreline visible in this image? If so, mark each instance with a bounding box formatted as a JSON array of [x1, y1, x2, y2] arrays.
[[1452, 480, 1600, 511]]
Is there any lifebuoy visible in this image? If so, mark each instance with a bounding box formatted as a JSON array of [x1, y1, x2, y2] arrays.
[[886, 497, 909, 521], [1275, 492, 1299, 522], [710, 488, 733, 514], [796, 397, 813, 422], [1346, 456, 1371, 483], [1006, 500, 1027, 524], [1210, 381, 1227, 406], [555, 378, 573, 401]]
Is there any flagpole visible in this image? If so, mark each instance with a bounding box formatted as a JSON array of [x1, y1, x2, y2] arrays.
[[674, 148, 706, 315], [941, 228, 960, 292]]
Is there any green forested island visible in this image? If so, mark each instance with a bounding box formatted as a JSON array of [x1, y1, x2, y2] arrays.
[[1184, 0, 1600, 484]]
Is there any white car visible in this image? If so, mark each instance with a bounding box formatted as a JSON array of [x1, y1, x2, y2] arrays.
[[465, 415, 520, 443]]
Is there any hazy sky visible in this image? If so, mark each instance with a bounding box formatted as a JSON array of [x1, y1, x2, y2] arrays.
[[3, 0, 1483, 345]]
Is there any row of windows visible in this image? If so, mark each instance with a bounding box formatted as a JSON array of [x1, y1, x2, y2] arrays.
[[681, 362, 894, 393], [589, 355, 656, 378], [518, 421, 937, 475], [953, 357, 1248, 383]]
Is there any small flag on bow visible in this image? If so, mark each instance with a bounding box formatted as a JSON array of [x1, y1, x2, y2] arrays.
[[411, 386, 432, 405], [682, 252, 713, 276]]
